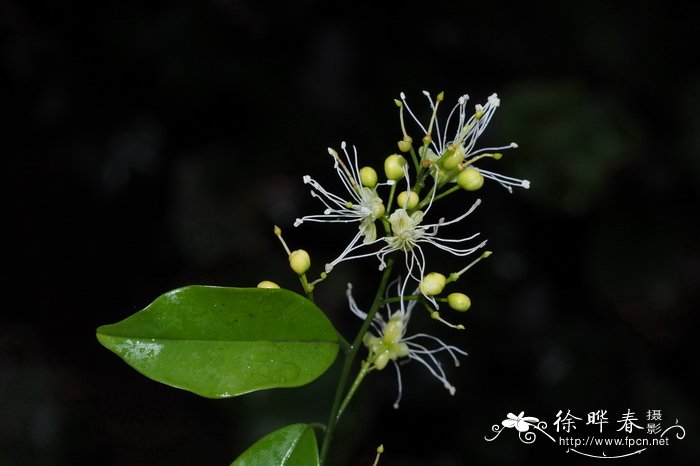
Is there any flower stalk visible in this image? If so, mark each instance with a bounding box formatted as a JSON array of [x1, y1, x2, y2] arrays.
[[291, 90, 529, 464], [319, 258, 395, 466]]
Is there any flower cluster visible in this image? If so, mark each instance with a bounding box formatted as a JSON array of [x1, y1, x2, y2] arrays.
[[399, 91, 530, 192], [289, 90, 529, 406], [295, 91, 528, 293]]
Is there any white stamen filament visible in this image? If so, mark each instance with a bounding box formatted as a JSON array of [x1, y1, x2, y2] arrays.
[[347, 282, 467, 408], [399, 91, 529, 192]]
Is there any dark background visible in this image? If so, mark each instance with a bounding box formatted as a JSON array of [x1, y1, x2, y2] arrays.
[[2, 0, 699, 464]]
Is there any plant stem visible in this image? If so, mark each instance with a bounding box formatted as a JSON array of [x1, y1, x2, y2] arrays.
[[319, 258, 395, 466], [335, 361, 372, 423], [336, 333, 351, 353], [417, 184, 460, 210], [385, 182, 397, 216], [381, 294, 420, 304], [299, 273, 314, 302], [408, 144, 420, 172]]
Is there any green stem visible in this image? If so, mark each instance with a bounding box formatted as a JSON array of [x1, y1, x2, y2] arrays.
[[411, 146, 432, 196], [385, 182, 397, 215], [336, 332, 351, 353], [319, 258, 395, 466], [381, 181, 397, 236], [336, 362, 373, 423], [417, 184, 460, 210], [408, 145, 420, 172], [309, 422, 327, 433], [299, 273, 314, 302], [381, 294, 421, 304]]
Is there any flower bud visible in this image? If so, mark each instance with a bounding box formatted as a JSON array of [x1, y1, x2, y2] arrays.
[[397, 190, 419, 210], [383, 318, 404, 343], [397, 140, 412, 153], [384, 154, 407, 181], [374, 351, 390, 370], [457, 168, 484, 191], [257, 280, 280, 289], [359, 166, 378, 188], [447, 293, 471, 312], [419, 272, 446, 296], [289, 249, 311, 275], [441, 145, 465, 170]]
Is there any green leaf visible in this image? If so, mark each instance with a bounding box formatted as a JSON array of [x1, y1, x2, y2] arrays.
[[231, 423, 319, 466], [96, 286, 339, 398]]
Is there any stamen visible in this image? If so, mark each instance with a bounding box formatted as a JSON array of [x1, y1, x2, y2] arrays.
[[422, 198, 481, 229], [346, 283, 368, 320], [372, 445, 385, 466], [397, 94, 408, 138], [274, 225, 291, 255], [422, 90, 442, 141], [430, 311, 465, 330], [400, 92, 429, 136], [478, 169, 531, 191], [441, 96, 467, 153], [391, 359, 403, 409], [347, 282, 466, 408], [405, 333, 468, 366], [452, 249, 492, 279]]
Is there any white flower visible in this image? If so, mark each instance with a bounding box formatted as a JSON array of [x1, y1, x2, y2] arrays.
[[347, 282, 468, 409], [316, 167, 486, 294], [374, 194, 486, 298], [295, 142, 387, 272], [400, 91, 530, 192]]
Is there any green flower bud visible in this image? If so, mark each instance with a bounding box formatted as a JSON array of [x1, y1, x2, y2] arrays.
[[447, 293, 471, 312], [397, 140, 412, 153], [289, 249, 311, 275], [441, 145, 465, 170], [383, 318, 404, 343], [397, 190, 419, 210], [257, 280, 280, 289], [457, 168, 484, 191], [374, 351, 390, 370], [363, 334, 380, 353], [419, 272, 446, 296], [384, 154, 407, 181], [359, 166, 378, 188]]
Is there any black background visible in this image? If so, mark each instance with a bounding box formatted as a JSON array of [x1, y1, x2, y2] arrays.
[[2, 0, 700, 464]]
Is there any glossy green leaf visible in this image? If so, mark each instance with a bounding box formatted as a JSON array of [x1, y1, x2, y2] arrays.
[[231, 423, 319, 466], [96, 286, 339, 398]]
